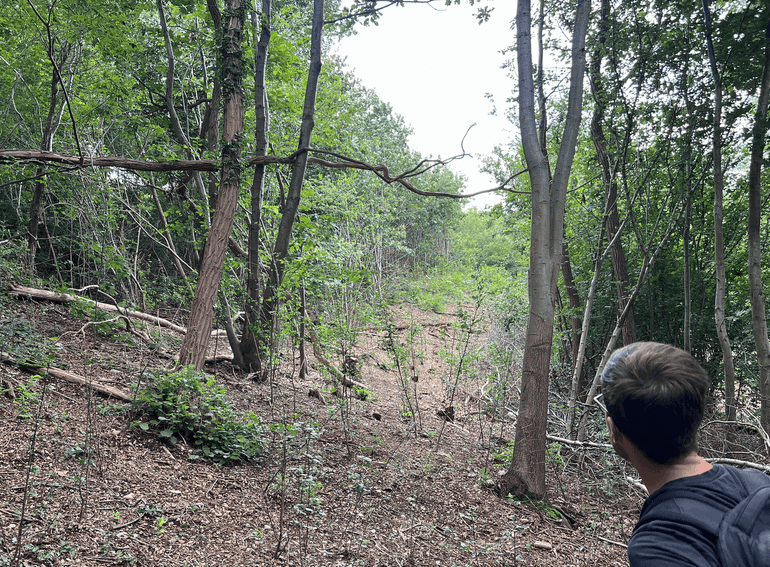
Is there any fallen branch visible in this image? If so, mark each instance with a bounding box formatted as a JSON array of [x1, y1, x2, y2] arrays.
[[701, 418, 770, 453], [306, 331, 367, 390], [546, 435, 612, 450], [597, 535, 628, 549], [705, 458, 770, 473], [62, 315, 151, 343], [0, 352, 132, 401], [9, 284, 186, 334]]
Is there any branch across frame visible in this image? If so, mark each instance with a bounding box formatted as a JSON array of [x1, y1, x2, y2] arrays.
[[0, 149, 528, 199]]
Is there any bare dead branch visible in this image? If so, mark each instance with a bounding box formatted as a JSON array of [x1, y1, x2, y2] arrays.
[[0, 148, 529, 198]]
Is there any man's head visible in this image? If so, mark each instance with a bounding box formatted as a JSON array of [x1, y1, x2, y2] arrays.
[[600, 342, 711, 465]]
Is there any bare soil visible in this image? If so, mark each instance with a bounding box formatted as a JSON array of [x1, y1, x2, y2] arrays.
[[0, 294, 643, 567]]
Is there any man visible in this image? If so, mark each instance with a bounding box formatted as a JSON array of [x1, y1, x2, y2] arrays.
[[597, 342, 770, 567]]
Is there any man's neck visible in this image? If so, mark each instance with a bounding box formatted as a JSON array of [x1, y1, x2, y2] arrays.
[[636, 451, 713, 495]]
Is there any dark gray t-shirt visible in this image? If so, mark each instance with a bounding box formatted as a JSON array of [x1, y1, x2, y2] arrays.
[[629, 464, 769, 567]]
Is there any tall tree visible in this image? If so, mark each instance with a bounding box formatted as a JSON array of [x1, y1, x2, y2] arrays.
[[747, 18, 770, 435], [500, 0, 591, 499], [703, 0, 736, 422], [587, 0, 636, 347], [254, 0, 325, 379], [179, 0, 247, 369], [238, 0, 272, 372]]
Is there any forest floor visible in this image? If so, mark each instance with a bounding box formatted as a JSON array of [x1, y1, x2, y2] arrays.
[[1, 290, 651, 567]]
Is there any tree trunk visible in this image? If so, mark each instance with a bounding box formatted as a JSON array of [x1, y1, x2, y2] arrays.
[[587, 0, 636, 347], [255, 0, 324, 380], [703, 0, 736, 421], [500, 0, 591, 499], [178, 0, 246, 369], [561, 243, 582, 374], [156, 0, 210, 230], [27, 43, 72, 269], [240, 0, 272, 372], [747, 19, 770, 436]]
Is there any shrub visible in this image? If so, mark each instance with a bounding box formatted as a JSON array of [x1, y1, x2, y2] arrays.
[[131, 366, 263, 464]]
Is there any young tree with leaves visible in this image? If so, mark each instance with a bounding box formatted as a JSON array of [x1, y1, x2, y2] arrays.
[[499, 0, 592, 499]]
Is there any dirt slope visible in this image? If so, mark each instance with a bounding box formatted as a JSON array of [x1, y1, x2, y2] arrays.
[[0, 295, 638, 567]]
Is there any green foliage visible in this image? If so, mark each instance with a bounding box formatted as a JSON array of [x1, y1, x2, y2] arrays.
[[450, 208, 526, 273], [491, 439, 515, 465], [520, 494, 563, 521], [352, 385, 373, 401], [131, 366, 263, 464], [13, 374, 43, 419], [0, 304, 58, 368]]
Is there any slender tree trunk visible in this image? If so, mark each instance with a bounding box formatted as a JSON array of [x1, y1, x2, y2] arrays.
[[178, 0, 246, 369], [27, 43, 72, 268], [500, 0, 591, 499], [561, 243, 582, 374], [747, 19, 770, 436], [587, 0, 635, 346], [703, 0, 736, 421], [240, 0, 272, 372], [299, 285, 308, 381], [156, 0, 210, 230], [255, 0, 324, 380], [203, 0, 222, 211]]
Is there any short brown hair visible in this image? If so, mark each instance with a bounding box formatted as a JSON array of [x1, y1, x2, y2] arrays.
[[601, 342, 711, 464]]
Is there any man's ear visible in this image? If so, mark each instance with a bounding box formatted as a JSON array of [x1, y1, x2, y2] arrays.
[[605, 415, 632, 461], [605, 415, 619, 441]]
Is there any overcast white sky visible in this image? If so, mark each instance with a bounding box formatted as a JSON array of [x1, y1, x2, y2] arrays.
[[332, 1, 518, 209]]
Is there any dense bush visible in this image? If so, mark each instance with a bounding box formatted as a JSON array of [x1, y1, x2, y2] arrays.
[[131, 366, 263, 464]]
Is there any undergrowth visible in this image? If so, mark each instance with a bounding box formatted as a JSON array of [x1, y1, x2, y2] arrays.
[[131, 365, 264, 464]]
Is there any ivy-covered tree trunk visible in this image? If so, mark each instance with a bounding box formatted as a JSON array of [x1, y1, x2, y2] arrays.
[[747, 19, 770, 436], [255, 0, 324, 380], [179, 0, 246, 370], [499, 0, 591, 499], [239, 0, 272, 372]]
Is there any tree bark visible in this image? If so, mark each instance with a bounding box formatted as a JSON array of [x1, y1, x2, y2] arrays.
[[703, 0, 736, 421], [561, 243, 582, 374], [178, 0, 246, 369], [255, 0, 324, 380], [500, 0, 591, 499], [747, 19, 770, 436]]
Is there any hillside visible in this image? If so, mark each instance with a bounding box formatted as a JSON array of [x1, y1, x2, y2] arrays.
[[2, 291, 645, 567]]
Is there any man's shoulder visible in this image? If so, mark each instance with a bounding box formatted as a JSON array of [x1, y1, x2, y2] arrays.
[[629, 465, 770, 567], [645, 464, 767, 513]]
